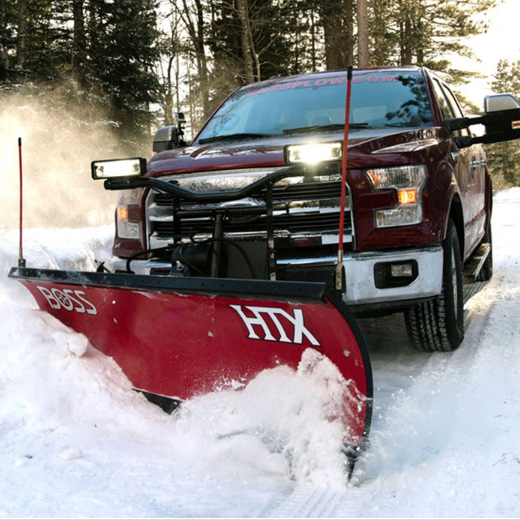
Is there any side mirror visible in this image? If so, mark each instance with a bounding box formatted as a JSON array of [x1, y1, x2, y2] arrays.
[[446, 93, 520, 148], [481, 94, 520, 144], [484, 94, 520, 113], [153, 126, 181, 153], [153, 113, 189, 153]]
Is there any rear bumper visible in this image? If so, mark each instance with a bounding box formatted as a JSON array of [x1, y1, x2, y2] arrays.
[[112, 245, 444, 306]]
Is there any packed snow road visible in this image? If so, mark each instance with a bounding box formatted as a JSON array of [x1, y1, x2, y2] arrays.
[[1, 190, 519, 518]]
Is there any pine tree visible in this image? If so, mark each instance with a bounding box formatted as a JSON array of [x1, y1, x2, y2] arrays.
[[487, 59, 520, 188], [11, 0, 74, 83], [366, 0, 498, 84], [86, 0, 161, 148], [0, 0, 14, 82]]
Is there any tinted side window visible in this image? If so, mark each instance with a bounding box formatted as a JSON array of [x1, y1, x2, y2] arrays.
[[443, 86, 470, 137], [432, 79, 454, 120]]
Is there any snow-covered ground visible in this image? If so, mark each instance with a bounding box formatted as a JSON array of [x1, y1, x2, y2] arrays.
[[1, 190, 519, 518]]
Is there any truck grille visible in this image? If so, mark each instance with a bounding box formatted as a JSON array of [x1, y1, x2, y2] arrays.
[[152, 181, 343, 205], [152, 211, 351, 236], [146, 168, 354, 248]]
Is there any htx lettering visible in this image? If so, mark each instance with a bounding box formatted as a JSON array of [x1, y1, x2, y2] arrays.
[[36, 286, 98, 315], [230, 305, 320, 346]]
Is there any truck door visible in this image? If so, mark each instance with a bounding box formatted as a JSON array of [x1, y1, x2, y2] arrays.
[[431, 79, 484, 259], [442, 84, 486, 255]]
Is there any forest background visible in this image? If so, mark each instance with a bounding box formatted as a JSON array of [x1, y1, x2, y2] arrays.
[[1, 0, 520, 189]]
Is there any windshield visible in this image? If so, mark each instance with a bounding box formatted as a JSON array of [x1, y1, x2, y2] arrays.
[[196, 71, 434, 143]]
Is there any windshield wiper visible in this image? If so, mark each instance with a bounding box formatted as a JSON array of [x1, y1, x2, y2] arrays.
[[198, 133, 274, 144], [384, 123, 421, 128], [283, 123, 372, 134]]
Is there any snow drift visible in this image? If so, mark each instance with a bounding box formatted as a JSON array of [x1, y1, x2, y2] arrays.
[[1, 189, 520, 517]]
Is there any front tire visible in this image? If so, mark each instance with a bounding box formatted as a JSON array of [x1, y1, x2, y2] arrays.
[[405, 219, 464, 352]]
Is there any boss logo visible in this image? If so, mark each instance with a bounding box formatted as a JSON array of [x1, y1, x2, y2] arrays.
[[36, 286, 98, 315], [230, 305, 320, 346]]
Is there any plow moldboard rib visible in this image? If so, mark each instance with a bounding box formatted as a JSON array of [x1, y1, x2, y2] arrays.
[[9, 267, 372, 449]]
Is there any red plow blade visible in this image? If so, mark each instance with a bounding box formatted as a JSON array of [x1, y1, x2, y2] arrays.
[[9, 267, 372, 452]]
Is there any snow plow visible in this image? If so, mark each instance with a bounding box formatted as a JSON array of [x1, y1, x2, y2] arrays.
[[8, 159, 372, 463], [8, 68, 372, 469]]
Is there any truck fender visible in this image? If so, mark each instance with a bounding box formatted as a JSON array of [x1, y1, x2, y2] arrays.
[[428, 159, 464, 252], [447, 192, 464, 258]]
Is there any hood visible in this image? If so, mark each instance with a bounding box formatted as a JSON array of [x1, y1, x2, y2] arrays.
[[148, 127, 444, 177]]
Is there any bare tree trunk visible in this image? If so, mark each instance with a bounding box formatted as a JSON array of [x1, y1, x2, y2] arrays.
[[357, 0, 369, 67], [323, 8, 342, 70], [403, 16, 412, 64], [345, 5, 354, 65], [0, 0, 7, 81], [160, 9, 182, 127], [175, 49, 180, 112], [323, 0, 354, 70], [372, 0, 388, 66], [310, 8, 316, 72], [164, 55, 175, 126], [294, 29, 300, 71], [73, 0, 87, 82], [236, 0, 254, 83], [246, 14, 260, 81], [16, 0, 27, 75], [194, 0, 210, 117], [399, 0, 412, 65], [188, 62, 195, 135], [179, 0, 210, 119], [416, 18, 424, 64]]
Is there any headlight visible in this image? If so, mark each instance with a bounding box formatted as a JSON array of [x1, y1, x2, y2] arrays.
[[285, 142, 342, 164], [116, 189, 140, 239], [366, 165, 426, 190], [365, 165, 427, 228]]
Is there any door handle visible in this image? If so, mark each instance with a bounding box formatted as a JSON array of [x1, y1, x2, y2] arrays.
[[470, 159, 480, 174]]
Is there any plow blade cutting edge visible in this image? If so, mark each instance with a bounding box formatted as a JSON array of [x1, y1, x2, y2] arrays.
[[9, 267, 372, 454]]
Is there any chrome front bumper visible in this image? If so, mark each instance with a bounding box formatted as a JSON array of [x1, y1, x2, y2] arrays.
[[111, 245, 444, 306]]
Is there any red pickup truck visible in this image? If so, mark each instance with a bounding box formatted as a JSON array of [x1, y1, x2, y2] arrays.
[[108, 66, 520, 352]]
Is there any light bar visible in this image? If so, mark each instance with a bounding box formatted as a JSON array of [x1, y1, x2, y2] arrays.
[[91, 158, 147, 180], [285, 142, 342, 165]]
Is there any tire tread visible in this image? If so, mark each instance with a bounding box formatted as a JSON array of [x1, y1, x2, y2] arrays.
[[405, 220, 464, 352]]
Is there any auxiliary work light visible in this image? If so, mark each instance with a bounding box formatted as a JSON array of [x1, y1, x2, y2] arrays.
[[284, 142, 342, 164], [91, 158, 147, 180]]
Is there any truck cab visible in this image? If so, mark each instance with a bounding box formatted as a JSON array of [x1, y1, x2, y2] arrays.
[[109, 67, 517, 351]]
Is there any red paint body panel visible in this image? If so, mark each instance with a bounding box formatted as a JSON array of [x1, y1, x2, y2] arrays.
[[147, 128, 420, 177], [118, 126, 449, 256], [13, 271, 371, 447]]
